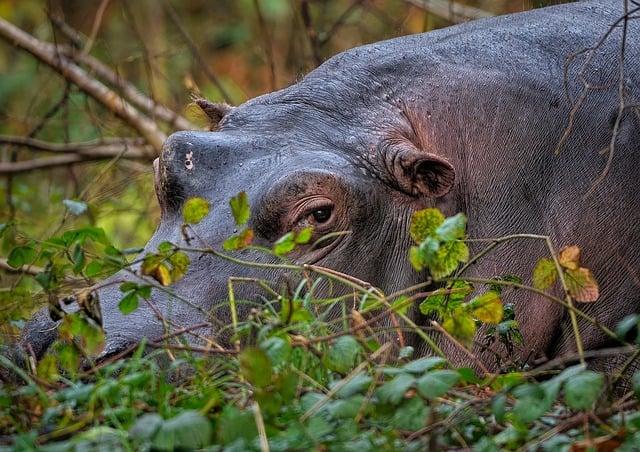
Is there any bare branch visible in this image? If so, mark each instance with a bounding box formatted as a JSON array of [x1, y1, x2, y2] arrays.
[[0, 18, 167, 152], [0, 142, 151, 175], [403, 0, 493, 23], [0, 135, 145, 153], [300, 0, 322, 67], [163, 1, 232, 103]]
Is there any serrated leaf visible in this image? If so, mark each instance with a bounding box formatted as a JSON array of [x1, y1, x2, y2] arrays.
[[376, 373, 415, 405], [63, 199, 88, 216], [565, 267, 599, 302], [322, 336, 361, 374], [442, 308, 476, 345], [239, 347, 272, 388], [333, 373, 373, 398], [223, 228, 254, 251], [532, 258, 557, 290], [182, 197, 210, 224], [558, 245, 580, 270], [410, 208, 444, 243], [273, 232, 296, 256], [260, 336, 291, 366], [416, 370, 459, 399], [419, 281, 472, 315], [564, 371, 603, 410], [470, 291, 503, 324], [429, 241, 469, 280], [435, 213, 467, 241], [229, 191, 250, 226], [118, 292, 139, 315]]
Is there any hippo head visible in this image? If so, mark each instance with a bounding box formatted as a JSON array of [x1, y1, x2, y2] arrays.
[[22, 55, 459, 361]]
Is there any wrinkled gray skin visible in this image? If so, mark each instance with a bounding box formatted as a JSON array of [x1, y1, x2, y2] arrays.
[[21, 0, 640, 372]]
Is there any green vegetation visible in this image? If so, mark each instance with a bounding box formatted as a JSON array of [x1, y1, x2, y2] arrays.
[[1, 199, 638, 451]]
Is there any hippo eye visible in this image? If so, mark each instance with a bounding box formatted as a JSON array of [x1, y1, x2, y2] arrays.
[[311, 207, 332, 224]]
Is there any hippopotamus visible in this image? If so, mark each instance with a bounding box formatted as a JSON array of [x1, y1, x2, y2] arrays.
[[21, 0, 640, 373]]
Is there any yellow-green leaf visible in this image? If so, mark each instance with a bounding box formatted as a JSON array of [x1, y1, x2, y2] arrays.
[[408, 246, 424, 271], [559, 245, 581, 270], [182, 197, 210, 224], [294, 226, 313, 244], [169, 252, 190, 282], [429, 241, 469, 280], [532, 258, 557, 290], [223, 228, 254, 251], [470, 291, 503, 324], [152, 263, 172, 286], [409, 208, 444, 243], [565, 267, 599, 302], [229, 192, 250, 226], [273, 232, 296, 256], [442, 308, 476, 345]]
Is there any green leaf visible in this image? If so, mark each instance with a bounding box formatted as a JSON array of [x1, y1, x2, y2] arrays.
[[429, 240, 469, 280], [85, 261, 104, 277], [120, 282, 138, 293], [532, 258, 557, 290], [63, 199, 88, 216], [157, 241, 174, 253], [229, 191, 250, 226], [295, 226, 313, 244], [216, 406, 257, 445], [322, 336, 362, 374], [182, 197, 210, 224], [402, 357, 447, 374], [564, 371, 603, 410], [410, 208, 444, 243], [118, 292, 139, 315], [152, 411, 212, 450], [130, 413, 163, 441], [239, 347, 272, 388], [470, 291, 503, 324], [376, 373, 415, 405], [169, 252, 190, 282], [419, 281, 472, 315], [7, 245, 36, 268], [273, 232, 296, 256], [390, 397, 429, 431], [416, 370, 459, 399], [333, 373, 373, 398], [511, 381, 559, 424], [409, 246, 424, 271], [435, 213, 467, 241], [260, 336, 291, 366], [442, 308, 476, 345]]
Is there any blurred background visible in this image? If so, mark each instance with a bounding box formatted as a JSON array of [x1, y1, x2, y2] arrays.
[[0, 0, 562, 266]]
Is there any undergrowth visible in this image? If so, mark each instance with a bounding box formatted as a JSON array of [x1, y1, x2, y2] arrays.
[[1, 194, 639, 451]]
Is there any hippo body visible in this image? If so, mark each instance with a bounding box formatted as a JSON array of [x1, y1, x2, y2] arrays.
[[23, 0, 640, 371]]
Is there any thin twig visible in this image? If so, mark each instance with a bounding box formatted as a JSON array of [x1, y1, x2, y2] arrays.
[[0, 18, 166, 152]]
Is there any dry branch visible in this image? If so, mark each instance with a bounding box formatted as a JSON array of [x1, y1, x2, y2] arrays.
[[404, 0, 493, 23], [0, 140, 151, 175], [0, 18, 167, 153]]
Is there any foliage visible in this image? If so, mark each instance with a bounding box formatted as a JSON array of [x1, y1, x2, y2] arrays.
[[1, 197, 634, 451]]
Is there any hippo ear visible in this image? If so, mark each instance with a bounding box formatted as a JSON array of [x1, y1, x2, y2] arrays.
[[389, 142, 455, 198], [193, 97, 235, 130]]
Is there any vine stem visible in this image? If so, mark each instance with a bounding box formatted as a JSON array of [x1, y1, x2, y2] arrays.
[[457, 233, 585, 365]]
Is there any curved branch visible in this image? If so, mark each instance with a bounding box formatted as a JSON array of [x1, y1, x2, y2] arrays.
[[0, 18, 167, 153], [0, 144, 151, 175], [0, 135, 146, 153]]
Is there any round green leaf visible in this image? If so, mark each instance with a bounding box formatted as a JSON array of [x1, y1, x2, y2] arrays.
[[182, 197, 210, 224], [416, 370, 459, 399], [564, 371, 603, 410]]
